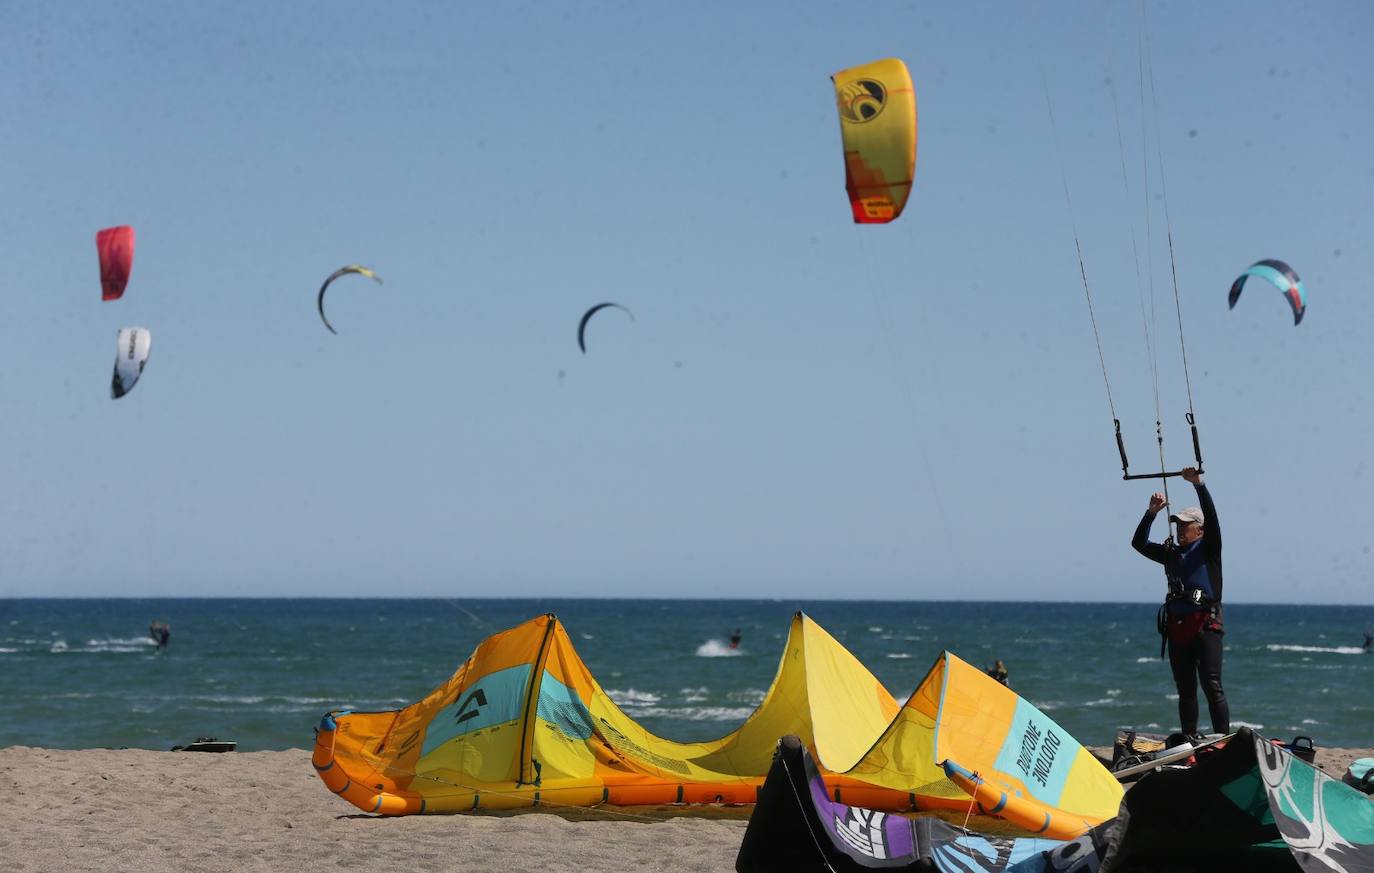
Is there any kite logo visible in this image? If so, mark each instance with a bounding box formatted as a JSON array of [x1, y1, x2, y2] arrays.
[[1031, 730, 1062, 788], [836, 79, 887, 124], [1016, 722, 1043, 775], [1015, 721, 1062, 787], [830, 809, 892, 859], [454, 688, 488, 724]]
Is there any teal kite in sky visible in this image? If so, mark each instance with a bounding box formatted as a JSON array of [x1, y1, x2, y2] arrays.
[[1228, 259, 1305, 325]]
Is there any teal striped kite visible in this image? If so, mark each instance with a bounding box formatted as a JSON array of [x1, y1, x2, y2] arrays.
[[1228, 259, 1306, 325]]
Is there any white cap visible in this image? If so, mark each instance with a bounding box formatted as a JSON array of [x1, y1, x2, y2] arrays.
[[1170, 506, 1205, 526]]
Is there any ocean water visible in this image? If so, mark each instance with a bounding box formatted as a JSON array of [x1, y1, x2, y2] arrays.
[[1, 599, 1371, 751]]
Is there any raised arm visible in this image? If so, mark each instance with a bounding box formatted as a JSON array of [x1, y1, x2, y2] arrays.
[[1194, 481, 1220, 555], [1180, 468, 1220, 556], [1132, 492, 1169, 564]]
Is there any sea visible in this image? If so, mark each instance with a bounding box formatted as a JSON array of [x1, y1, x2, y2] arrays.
[[2, 599, 1371, 752]]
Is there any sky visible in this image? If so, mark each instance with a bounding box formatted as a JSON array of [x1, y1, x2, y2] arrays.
[[2, 0, 1371, 602]]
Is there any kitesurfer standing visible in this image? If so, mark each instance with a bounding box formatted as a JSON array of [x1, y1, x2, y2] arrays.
[[1131, 468, 1229, 739]]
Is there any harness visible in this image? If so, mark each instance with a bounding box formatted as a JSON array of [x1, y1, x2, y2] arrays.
[[1157, 589, 1222, 659]]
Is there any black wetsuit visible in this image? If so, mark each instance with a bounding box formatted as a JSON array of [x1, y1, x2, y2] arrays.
[[1131, 482, 1230, 736]]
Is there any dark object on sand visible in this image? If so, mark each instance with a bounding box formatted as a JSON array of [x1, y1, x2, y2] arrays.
[[171, 737, 236, 752]]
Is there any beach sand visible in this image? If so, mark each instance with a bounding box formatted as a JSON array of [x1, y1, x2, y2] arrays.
[[5, 747, 747, 873], [6, 745, 1369, 873]]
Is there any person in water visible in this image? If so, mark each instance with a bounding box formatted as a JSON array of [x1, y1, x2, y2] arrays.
[[986, 660, 1009, 686], [1364, 627, 1372, 653], [729, 629, 742, 650], [1131, 467, 1229, 739], [149, 621, 171, 649]]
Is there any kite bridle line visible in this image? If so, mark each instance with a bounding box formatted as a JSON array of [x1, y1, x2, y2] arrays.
[[1041, 6, 1204, 496], [1145, 0, 1201, 491]]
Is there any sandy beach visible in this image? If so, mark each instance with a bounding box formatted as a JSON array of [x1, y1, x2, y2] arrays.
[[6, 744, 1368, 872], [5, 747, 747, 873]]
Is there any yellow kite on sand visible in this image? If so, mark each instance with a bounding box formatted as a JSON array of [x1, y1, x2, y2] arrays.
[[312, 613, 1121, 838]]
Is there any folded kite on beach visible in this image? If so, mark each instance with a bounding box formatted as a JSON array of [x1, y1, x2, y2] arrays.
[[738, 728, 1374, 872], [312, 613, 1121, 837]]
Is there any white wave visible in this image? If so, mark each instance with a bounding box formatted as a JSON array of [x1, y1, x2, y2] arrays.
[[1232, 720, 1265, 730], [87, 636, 157, 647], [44, 635, 159, 654], [1165, 693, 1179, 701], [198, 695, 266, 705], [267, 704, 327, 713], [0, 647, 16, 653], [885, 653, 912, 659], [1107, 689, 1122, 697], [580, 633, 595, 640], [727, 688, 767, 706], [1301, 718, 1321, 725], [868, 626, 884, 633], [680, 686, 709, 703], [632, 706, 755, 722], [606, 688, 661, 706], [1083, 698, 1122, 708], [695, 639, 743, 657], [1266, 644, 1365, 655], [1135, 657, 1154, 663]]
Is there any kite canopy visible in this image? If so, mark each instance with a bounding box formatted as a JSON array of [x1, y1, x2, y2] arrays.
[[577, 302, 635, 353], [738, 736, 1079, 873], [741, 729, 1374, 872], [1228, 259, 1306, 325], [312, 613, 1120, 837], [1077, 729, 1374, 872], [317, 265, 382, 334], [111, 327, 151, 399], [96, 226, 135, 301], [831, 58, 917, 224]]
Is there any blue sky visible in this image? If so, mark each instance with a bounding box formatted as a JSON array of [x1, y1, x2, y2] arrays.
[[2, 1, 1371, 601]]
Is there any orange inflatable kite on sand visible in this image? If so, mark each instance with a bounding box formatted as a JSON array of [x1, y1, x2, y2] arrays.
[[312, 613, 1120, 838]]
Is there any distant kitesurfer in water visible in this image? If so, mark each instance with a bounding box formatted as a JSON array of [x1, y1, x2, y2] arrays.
[[1364, 627, 1372, 653], [986, 660, 1009, 686], [149, 621, 171, 649], [1131, 467, 1229, 740], [729, 629, 742, 649]]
